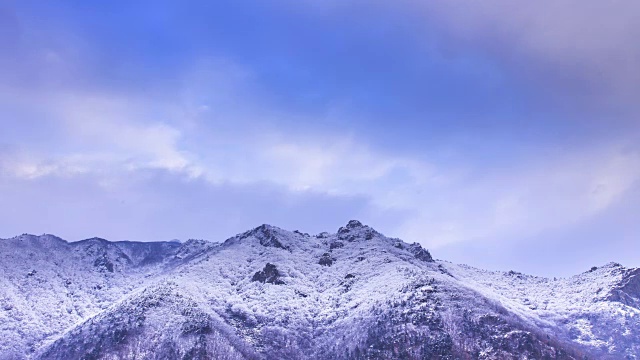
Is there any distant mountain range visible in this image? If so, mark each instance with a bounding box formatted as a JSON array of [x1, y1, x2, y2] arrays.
[[0, 220, 638, 359]]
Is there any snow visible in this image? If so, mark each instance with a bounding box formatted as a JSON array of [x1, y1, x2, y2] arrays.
[[442, 260, 640, 356], [0, 223, 638, 359]]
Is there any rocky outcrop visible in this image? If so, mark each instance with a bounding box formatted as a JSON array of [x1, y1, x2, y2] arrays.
[[336, 220, 377, 242], [607, 267, 640, 307], [408, 242, 434, 262], [242, 225, 290, 250], [251, 263, 285, 285], [318, 253, 335, 266]]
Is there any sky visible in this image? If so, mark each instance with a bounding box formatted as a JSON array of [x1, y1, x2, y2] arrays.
[[1, 0, 639, 277]]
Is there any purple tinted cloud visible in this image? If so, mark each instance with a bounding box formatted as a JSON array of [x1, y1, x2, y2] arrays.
[[416, 1, 640, 116], [1, 1, 640, 276]]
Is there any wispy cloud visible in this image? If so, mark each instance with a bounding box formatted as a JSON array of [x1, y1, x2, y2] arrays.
[[2, 1, 640, 275], [3, 62, 639, 250], [418, 1, 640, 113]]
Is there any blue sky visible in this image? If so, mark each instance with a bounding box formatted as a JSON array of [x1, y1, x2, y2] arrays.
[[1, 0, 639, 276]]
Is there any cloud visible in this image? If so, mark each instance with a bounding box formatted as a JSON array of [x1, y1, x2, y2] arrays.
[[292, 0, 640, 118], [0, 167, 371, 242], [53, 94, 195, 172], [394, 143, 640, 248], [2, 2, 640, 277], [1, 87, 203, 179], [417, 1, 640, 112], [2, 52, 639, 249], [4, 86, 639, 249]]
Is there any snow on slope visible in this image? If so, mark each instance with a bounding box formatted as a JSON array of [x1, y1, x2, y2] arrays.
[[1, 221, 639, 359], [443, 261, 640, 357], [0, 234, 209, 359], [37, 282, 259, 360]]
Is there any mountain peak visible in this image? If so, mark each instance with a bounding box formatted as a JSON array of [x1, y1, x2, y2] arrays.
[[345, 219, 364, 229], [337, 219, 368, 234], [335, 220, 381, 243], [235, 223, 292, 250], [76, 237, 110, 244], [6, 233, 67, 247]]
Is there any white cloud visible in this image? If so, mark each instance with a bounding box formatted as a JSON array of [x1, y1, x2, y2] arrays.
[[393, 143, 640, 247], [215, 135, 640, 249], [257, 138, 433, 192], [7, 109, 638, 250], [53, 93, 194, 172], [2, 55, 639, 251]]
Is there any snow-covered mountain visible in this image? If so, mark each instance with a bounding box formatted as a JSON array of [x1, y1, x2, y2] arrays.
[[0, 221, 638, 359]]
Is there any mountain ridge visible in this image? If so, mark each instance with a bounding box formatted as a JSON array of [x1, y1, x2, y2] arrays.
[[0, 221, 638, 359]]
